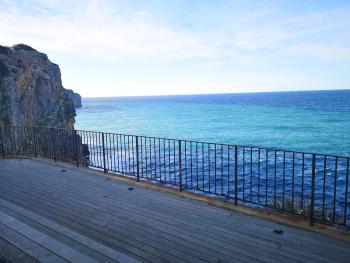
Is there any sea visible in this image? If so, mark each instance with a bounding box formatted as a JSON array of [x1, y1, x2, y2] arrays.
[[75, 89, 350, 222], [76, 89, 350, 157]]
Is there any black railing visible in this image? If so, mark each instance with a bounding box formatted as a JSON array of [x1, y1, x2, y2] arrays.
[[1, 125, 349, 228]]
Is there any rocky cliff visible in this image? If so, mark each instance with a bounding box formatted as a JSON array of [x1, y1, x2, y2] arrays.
[[64, 89, 82, 108], [0, 44, 79, 128]]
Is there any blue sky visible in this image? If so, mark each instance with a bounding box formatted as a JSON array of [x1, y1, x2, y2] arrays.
[[1, 0, 350, 97]]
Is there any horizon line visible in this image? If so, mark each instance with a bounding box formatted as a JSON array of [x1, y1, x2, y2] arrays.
[[80, 88, 350, 99]]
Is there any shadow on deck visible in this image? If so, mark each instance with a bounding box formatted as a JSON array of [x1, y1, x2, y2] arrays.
[[0, 158, 349, 263]]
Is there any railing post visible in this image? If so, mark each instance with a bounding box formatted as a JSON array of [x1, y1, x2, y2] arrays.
[[234, 146, 238, 205], [310, 154, 316, 226], [1, 126, 5, 158], [102, 132, 107, 173], [136, 136, 140, 181], [73, 130, 79, 167], [51, 128, 57, 162], [32, 126, 37, 157], [179, 140, 182, 192]]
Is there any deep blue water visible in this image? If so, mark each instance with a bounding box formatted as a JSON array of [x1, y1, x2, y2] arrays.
[[76, 90, 350, 156], [75, 90, 350, 223]]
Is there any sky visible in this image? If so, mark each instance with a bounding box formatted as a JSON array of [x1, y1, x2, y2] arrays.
[[1, 0, 350, 97]]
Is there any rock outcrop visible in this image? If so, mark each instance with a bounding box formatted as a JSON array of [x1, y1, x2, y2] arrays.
[[0, 44, 79, 128], [64, 89, 82, 108]]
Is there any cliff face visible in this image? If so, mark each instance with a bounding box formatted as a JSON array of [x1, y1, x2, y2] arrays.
[[0, 44, 77, 129], [64, 89, 82, 108]]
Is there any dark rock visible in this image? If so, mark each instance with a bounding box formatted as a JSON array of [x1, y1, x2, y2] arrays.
[[65, 89, 82, 108], [12, 44, 37, 52], [273, 229, 284, 234]]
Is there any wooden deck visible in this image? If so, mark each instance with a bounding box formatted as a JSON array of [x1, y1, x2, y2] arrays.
[[0, 159, 349, 263]]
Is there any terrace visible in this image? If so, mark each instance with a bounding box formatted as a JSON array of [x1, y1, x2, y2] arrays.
[[1, 158, 350, 262], [0, 126, 350, 262]]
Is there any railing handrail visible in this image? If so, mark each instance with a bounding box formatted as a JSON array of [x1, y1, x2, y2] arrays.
[[2, 125, 349, 159]]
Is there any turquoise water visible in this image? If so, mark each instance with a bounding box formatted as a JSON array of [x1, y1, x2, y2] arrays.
[[76, 90, 350, 157]]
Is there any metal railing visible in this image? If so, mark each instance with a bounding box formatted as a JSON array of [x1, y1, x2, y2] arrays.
[[1, 125, 349, 228]]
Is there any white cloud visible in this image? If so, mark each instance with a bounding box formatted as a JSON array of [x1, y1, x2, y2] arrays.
[[1, 0, 349, 64], [0, 0, 223, 60]]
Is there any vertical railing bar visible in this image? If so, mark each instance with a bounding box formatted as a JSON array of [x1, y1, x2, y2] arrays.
[[184, 141, 187, 188], [159, 138, 162, 182], [116, 134, 120, 172], [102, 132, 106, 173], [208, 144, 211, 193], [124, 135, 127, 174], [283, 151, 286, 209], [109, 134, 113, 171], [136, 136, 140, 182], [74, 130, 80, 167], [332, 157, 338, 223], [52, 128, 57, 162], [258, 148, 261, 203], [344, 158, 349, 226], [265, 149, 268, 206], [107, 133, 110, 170], [139, 137, 143, 178], [322, 155, 327, 221], [292, 152, 295, 215], [227, 145, 230, 198], [154, 137, 157, 180], [173, 140, 176, 183], [89, 131, 93, 166], [221, 144, 224, 195], [128, 136, 131, 175], [179, 140, 182, 191], [243, 146, 245, 200], [310, 154, 316, 226], [301, 153, 305, 212], [163, 139, 166, 181], [96, 132, 103, 168], [94, 131, 97, 167], [274, 150, 277, 208], [145, 137, 148, 179], [168, 139, 171, 183], [250, 147, 253, 202], [87, 131, 91, 166], [190, 142, 193, 188], [120, 135, 124, 173], [234, 146, 238, 205], [31, 126, 36, 157], [202, 143, 205, 191], [149, 137, 152, 180], [214, 144, 217, 194], [196, 142, 199, 190], [1, 126, 5, 157], [112, 134, 116, 172]]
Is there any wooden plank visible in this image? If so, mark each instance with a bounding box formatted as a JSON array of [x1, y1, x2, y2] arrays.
[[0, 170, 288, 260], [1, 159, 350, 263], [0, 236, 38, 263], [0, 184, 298, 263], [0, 191, 248, 263], [0, 223, 67, 263], [0, 163, 344, 263], [1, 169, 346, 263], [0, 199, 140, 263], [0, 175, 330, 262], [0, 193, 183, 263], [0, 211, 99, 263], [6, 159, 342, 252]]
